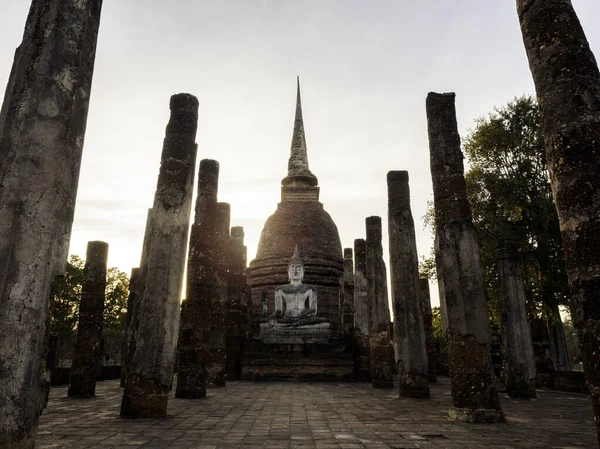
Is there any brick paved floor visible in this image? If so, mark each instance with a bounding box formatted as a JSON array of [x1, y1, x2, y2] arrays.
[[37, 377, 596, 448]]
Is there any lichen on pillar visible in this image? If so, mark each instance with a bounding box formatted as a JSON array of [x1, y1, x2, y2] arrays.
[[426, 92, 503, 423], [353, 239, 371, 382], [121, 93, 198, 418], [418, 279, 437, 383], [68, 241, 109, 397], [0, 1, 103, 446], [365, 216, 394, 389], [496, 246, 536, 399], [387, 171, 430, 398], [176, 159, 220, 399], [121, 267, 140, 388], [226, 226, 249, 381], [340, 248, 355, 336], [517, 1, 600, 440], [207, 202, 230, 387]]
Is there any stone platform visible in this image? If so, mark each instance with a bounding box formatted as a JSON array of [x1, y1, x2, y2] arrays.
[[36, 376, 596, 448], [241, 340, 354, 382]]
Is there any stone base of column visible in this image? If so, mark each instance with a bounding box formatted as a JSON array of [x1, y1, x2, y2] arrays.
[[121, 374, 169, 419], [448, 407, 505, 423], [505, 370, 536, 399], [369, 332, 394, 389], [447, 334, 503, 422], [0, 432, 35, 449], [67, 374, 96, 398], [175, 369, 207, 399], [398, 370, 430, 398], [207, 348, 226, 388], [354, 332, 371, 381]]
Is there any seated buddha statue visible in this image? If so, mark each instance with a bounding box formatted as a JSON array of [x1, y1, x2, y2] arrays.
[[262, 246, 330, 329]]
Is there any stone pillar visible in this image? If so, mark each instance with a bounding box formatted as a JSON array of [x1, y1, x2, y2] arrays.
[[176, 159, 219, 399], [387, 171, 430, 398], [353, 239, 371, 381], [365, 217, 394, 389], [207, 203, 230, 387], [121, 94, 198, 418], [121, 267, 140, 388], [68, 241, 109, 397], [547, 304, 572, 372], [226, 226, 249, 381], [518, 2, 600, 440], [496, 247, 536, 399], [418, 279, 437, 383], [0, 1, 102, 446], [426, 92, 503, 423], [340, 248, 355, 336]]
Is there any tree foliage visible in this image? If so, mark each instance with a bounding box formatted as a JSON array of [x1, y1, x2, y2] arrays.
[[463, 96, 569, 318], [422, 96, 569, 323], [49, 254, 130, 340]]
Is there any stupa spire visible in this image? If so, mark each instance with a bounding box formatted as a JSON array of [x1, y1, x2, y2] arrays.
[[283, 77, 318, 187]]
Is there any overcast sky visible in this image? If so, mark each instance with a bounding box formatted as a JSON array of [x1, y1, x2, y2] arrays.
[[1, 1, 599, 307]]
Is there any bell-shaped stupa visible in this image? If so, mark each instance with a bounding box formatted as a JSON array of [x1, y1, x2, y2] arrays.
[[249, 78, 344, 334]]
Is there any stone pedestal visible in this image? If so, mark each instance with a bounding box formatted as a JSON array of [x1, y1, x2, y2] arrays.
[[241, 339, 354, 381], [427, 92, 503, 423], [121, 94, 198, 418], [68, 241, 109, 398], [0, 1, 102, 446], [366, 217, 394, 389]]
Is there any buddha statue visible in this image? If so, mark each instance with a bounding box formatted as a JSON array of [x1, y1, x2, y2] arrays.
[[261, 246, 330, 329]]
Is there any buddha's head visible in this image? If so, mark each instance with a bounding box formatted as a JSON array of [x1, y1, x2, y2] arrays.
[[288, 245, 304, 282]]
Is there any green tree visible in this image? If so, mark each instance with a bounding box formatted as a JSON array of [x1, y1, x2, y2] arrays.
[[103, 267, 129, 332], [463, 95, 568, 319], [48, 255, 130, 364], [49, 255, 84, 339]]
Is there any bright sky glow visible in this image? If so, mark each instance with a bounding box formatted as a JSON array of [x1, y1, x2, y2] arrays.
[[1, 1, 599, 308]]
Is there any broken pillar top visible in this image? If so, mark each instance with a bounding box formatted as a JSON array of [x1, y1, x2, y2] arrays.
[[166, 93, 199, 137], [366, 216, 382, 242], [387, 170, 410, 203], [198, 159, 219, 197], [344, 248, 353, 259], [426, 91, 471, 225]]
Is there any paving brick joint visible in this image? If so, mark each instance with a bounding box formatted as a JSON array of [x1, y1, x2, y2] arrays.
[[37, 377, 596, 448]]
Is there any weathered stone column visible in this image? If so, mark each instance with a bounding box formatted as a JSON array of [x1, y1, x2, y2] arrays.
[[121, 94, 198, 418], [340, 248, 355, 336], [0, 1, 103, 446], [207, 203, 230, 387], [226, 226, 249, 381], [365, 217, 394, 389], [176, 159, 219, 399], [387, 171, 430, 398], [68, 241, 109, 397], [418, 279, 437, 383], [354, 239, 371, 381], [121, 267, 140, 388], [426, 92, 503, 423], [518, 2, 600, 440], [496, 247, 536, 399], [547, 304, 572, 372]]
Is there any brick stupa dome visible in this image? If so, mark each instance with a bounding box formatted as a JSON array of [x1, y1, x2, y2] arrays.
[[249, 78, 343, 332]]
